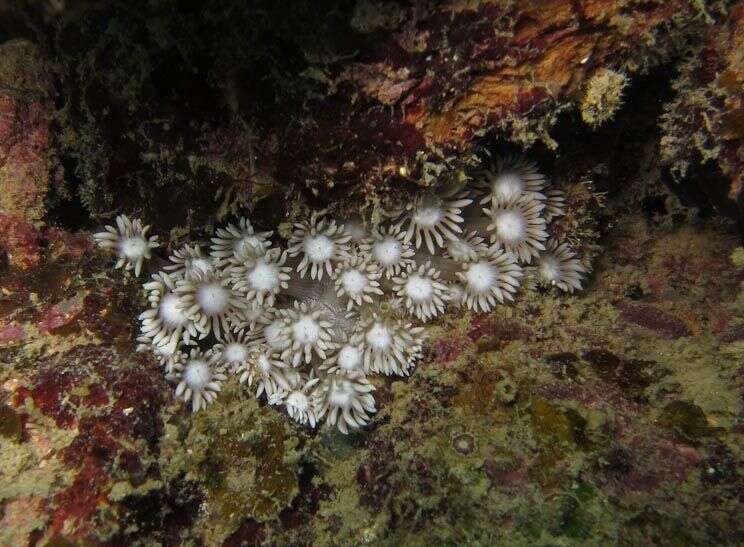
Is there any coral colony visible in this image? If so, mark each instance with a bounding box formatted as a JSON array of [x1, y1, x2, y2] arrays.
[[94, 158, 587, 433]]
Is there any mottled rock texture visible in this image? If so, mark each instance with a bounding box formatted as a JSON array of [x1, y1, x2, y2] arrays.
[[661, 1, 744, 223], [1, 0, 725, 224], [1, 1, 743, 545]]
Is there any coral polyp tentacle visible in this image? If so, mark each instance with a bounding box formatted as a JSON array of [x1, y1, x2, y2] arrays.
[[268, 372, 322, 427], [398, 189, 473, 254], [237, 343, 289, 398], [392, 261, 448, 321], [444, 230, 488, 262], [456, 247, 523, 312], [477, 156, 548, 205], [229, 247, 292, 307], [484, 194, 548, 263], [164, 243, 214, 279], [278, 301, 336, 366], [360, 311, 425, 376], [332, 254, 384, 311], [360, 224, 415, 279], [93, 214, 159, 276], [322, 333, 366, 376], [210, 217, 273, 265], [544, 189, 566, 222], [287, 217, 351, 280], [174, 269, 247, 339], [168, 348, 226, 412], [213, 330, 255, 373], [532, 238, 587, 293], [138, 272, 200, 349], [317, 374, 376, 434]]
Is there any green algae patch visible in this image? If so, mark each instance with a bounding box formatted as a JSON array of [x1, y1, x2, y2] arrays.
[[530, 399, 587, 450], [174, 382, 304, 541], [634, 335, 740, 429], [528, 398, 589, 487], [657, 400, 721, 444], [0, 403, 23, 441]]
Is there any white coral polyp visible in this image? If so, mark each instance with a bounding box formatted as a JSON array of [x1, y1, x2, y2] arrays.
[[317, 375, 376, 434], [287, 217, 351, 280], [485, 195, 548, 263], [445, 283, 466, 308], [400, 190, 472, 254], [269, 374, 321, 427], [323, 334, 365, 376], [478, 157, 547, 205], [229, 302, 272, 333], [170, 349, 226, 412], [210, 217, 273, 265], [94, 214, 159, 276], [456, 248, 523, 312], [230, 248, 291, 307], [361, 313, 425, 376], [392, 262, 447, 321], [213, 330, 254, 373], [279, 302, 335, 366], [361, 224, 415, 279], [237, 343, 289, 398], [263, 316, 290, 352], [333, 256, 383, 310], [175, 270, 246, 338], [444, 231, 488, 262], [535, 239, 586, 293], [164, 244, 213, 279], [343, 217, 368, 243], [138, 272, 199, 349]]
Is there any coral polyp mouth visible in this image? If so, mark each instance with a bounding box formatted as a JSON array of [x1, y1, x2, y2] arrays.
[[366, 322, 392, 351], [491, 210, 527, 245], [413, 205, 444, 227], [464, 262, 496, 292], [491, 172, 523, 202], [95, 155, 589, 433], [249, 262, 280, 291], [374, 238, 401, 264], [405, 275, 433, 301], [159, 293, 189, 328], [304, 235, 335, 262], [292, 316, 321, 344], [197, 283, 229, 315], [120, 237, 148, 259]]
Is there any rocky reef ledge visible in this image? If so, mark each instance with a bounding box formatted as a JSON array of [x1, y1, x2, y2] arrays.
[[1, 2, 743, 545]]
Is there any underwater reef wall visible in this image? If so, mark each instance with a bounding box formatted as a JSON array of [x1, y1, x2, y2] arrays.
[[661, 1, 744, 222], [0, 1, 743, 545], [0, 0, 721, 223]]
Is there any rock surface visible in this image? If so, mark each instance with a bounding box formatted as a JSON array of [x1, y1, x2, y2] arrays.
[[1, 1, 743, 545]]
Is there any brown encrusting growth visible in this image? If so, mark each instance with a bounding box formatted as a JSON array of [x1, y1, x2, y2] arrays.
[[0, 0, 712, 224], [661, 1, 744, 221], [280, 0, 700, 202]]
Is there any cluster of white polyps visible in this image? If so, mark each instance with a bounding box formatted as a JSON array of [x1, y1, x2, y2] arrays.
[[94, 157, 587, 433]]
